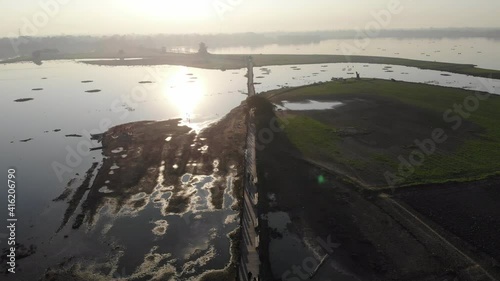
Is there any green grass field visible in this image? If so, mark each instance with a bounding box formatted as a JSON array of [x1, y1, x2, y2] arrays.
[[278, 114, 340, 158], [266, 79, 500, 188]]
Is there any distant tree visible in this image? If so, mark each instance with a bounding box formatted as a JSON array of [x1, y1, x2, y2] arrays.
[[198, 42, 209, 55], [118, 49, 124, 61], [32, 50, 41, 60], [32, 50, 42, 65]]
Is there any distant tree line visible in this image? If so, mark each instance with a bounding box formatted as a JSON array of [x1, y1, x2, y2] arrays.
[[1, 28, 500, 60]]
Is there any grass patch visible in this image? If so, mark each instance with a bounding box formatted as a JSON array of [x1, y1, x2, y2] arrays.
[[279, 114, 340, 159], [268, 79, 500, 187]]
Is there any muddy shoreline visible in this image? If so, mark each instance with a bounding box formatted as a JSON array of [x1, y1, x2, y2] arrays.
[[58, 107, 247, 230], [47, 103, 248, 280], [395, 176, 500, 266]]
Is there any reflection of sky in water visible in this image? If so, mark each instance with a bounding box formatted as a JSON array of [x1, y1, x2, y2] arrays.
[[276, 100, 344, 111], [266, 211, 351, 280], [266, 212, 315, 278]]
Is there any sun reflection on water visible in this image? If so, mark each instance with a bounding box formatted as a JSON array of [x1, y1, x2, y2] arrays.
[[165, 68, 205, 122]]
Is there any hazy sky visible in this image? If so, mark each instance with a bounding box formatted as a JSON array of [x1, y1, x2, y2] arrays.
[[1, 0, 500, 37]]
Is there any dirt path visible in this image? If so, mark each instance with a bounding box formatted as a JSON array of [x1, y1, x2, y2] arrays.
[[247, 57, 256, 97], [380, 194, 497, 281], [238, 57, 261, 281]]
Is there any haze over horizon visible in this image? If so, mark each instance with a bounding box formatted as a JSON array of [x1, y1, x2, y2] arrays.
[[2, 0, 500, 37]]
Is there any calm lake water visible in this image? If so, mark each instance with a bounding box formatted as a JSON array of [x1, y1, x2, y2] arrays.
[[213, 37, 500, 71], [0, 61, 248, 280], [0, 59, 499, 280]]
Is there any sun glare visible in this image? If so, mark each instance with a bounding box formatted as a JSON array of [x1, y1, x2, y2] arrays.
[[165, 68, 205, 120]]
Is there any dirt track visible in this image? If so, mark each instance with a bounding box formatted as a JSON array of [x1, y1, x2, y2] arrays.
[[395, 178, 500, 275]]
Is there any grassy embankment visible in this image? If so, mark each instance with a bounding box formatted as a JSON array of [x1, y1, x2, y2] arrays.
[[3, 52, 500, 79], [263, 79, 500, 188]]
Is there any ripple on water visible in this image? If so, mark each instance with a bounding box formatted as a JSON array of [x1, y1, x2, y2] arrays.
[[213, 160, 219, 173], [225, 214, 239, 225], [152, 220, 169, 236], [111, 147, 124, 153], [98, 186, 113, 194], [276, 100, 344, 111], [130, 192, 147, 201]]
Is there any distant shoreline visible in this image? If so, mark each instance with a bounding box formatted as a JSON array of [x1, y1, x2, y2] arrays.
[[2, 52, 500, 79]]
